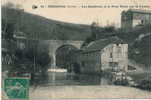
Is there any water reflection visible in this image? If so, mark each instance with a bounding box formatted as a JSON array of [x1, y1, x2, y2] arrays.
[[40, 72, 113, 86]]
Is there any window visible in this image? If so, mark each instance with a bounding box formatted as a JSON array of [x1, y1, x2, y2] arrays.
[[109, 62, 118, 71], [110, 52, 113, 58], [109, 62, 118, 67], [128, 65, 136, 71], [82, 61, 85, 67], [141, 20, 144, 24]]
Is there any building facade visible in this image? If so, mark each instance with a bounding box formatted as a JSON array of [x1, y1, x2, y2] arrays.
[[121, 9, 151, 29], [78, 50, 101, 74], [101, 44, 128, 72], [73, 37, 128, 74]]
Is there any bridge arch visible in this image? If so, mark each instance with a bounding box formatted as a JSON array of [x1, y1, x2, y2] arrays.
[[55, 44, 79, 69], [38, 40, 83, 68]]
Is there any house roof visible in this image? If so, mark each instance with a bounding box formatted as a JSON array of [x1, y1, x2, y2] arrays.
[[128, 9, 151, 14], [82, 36, 124, 52]]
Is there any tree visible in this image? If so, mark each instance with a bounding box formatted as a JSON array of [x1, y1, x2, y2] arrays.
[[2, 11, 51, 84], [4, 22, 15, 40], [91, 22, 99, 40], [10, 41, 51, 84], [81, 22, 99, 47], [81, 22, 116, 48]]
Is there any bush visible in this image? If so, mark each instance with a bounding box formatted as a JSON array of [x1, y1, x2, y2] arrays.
[[137, 79, 151, 91], [114, 79, 129, 86]]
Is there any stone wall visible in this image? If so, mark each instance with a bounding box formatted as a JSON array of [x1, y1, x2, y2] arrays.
[[78, 50, 101, 74], [101, 44, 128, 72]]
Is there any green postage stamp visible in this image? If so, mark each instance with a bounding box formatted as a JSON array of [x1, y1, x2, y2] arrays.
[[4, 77, 30, 99]]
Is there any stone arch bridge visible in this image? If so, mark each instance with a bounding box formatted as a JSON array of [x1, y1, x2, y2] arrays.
[[38, 40, 84, 68]]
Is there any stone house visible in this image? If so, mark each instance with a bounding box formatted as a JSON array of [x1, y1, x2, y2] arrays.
[[74, 37, 128, 74], [121, 9, 151, 29]]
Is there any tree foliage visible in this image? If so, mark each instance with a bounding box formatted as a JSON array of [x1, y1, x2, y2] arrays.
[[2, 4, 51, 84], [12, 41, 51, 73], [81, 22, 116, 47]]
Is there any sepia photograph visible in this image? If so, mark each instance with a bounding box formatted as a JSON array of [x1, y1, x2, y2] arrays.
[[1, 0, 151, 99]]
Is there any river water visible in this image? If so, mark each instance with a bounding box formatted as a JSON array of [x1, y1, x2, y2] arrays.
[[39, 72, 113, 86]]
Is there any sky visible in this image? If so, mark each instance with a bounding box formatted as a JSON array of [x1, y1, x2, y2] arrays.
[[2, 0, 151, 27]]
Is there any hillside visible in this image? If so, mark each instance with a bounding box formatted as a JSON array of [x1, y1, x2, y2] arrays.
[[2, 6, 151, 67], [82, 24, 151, 67], [130, 34, 151, 67], [2, 7, 91, 40], [117, 25, 151, 67]]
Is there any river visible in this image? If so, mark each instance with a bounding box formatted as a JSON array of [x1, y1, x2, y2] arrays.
[[38, 71, 114, 86], [2, 71, 151, 100]]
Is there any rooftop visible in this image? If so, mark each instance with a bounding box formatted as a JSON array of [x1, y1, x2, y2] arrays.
[[82, 36, 124, 52], [128, 9, 151, 14]]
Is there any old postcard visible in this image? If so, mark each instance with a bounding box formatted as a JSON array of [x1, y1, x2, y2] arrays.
[[1, 0, 151, 99]]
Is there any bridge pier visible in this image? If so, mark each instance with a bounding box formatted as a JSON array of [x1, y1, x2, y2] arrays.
[[51, 54, 56, 68], [51, 54, 56, 84]]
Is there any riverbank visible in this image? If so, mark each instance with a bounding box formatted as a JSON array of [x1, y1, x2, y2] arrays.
[[2, 85, 151, 100], [29, 85, 151, 99], [129, 72, 151, 82]]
